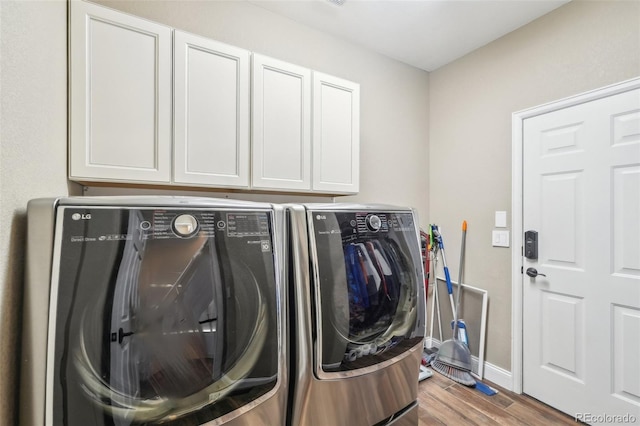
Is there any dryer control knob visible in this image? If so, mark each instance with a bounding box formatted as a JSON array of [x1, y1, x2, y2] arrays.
[[173, 214, 199, 237], [366, 214, 382, 232]]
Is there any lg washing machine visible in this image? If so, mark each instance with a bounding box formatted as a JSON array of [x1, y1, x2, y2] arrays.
[[21, 196, 287, 426], [287, 204, 426, 426]]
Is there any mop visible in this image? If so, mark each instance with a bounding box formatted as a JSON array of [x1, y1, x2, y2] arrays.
[[430, 221, 475, 386], [431, 225, 465, 343]]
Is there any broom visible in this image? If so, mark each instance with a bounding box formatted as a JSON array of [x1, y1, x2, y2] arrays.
[[430, 220, 475, 386]]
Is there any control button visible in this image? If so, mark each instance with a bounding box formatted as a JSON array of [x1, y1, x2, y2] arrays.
[[173, 214, 198, 237], [366, 214, 382, 232], [140, 221, 151, 230]]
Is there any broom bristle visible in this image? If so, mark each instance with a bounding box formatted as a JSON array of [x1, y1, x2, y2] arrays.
[[431, 359, 476, 386]]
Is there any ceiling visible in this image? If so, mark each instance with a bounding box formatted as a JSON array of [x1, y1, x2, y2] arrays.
[[247, 0, 570, 72]]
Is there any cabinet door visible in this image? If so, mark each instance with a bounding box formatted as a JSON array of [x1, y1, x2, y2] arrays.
[[252, 54, 311, 191], [69, 1, 172, 183], [312, 72, 360, 194], [174, 31, 250, 187]]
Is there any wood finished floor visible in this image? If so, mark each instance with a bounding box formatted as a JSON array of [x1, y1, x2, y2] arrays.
[[417, 371, 579, 425]]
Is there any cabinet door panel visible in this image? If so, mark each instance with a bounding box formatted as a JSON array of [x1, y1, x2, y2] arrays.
[[69, 1, 171, 183], [174, 31, 250, 187], [312, 73, 360, 194], [252, 54, 311, 191]]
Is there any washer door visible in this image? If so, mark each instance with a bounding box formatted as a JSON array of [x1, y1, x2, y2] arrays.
[[310, 211, 425, 374], [50, 207, 279, 425]]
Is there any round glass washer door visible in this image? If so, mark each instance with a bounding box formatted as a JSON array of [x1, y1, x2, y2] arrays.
[[51, 208, 279, 425]]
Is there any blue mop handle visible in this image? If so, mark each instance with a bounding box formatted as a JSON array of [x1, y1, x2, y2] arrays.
[[432, 225, 454, 296], [444, 267, 453, 295]]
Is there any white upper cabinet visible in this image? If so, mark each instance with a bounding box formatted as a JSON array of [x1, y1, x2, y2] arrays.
[[69, 1, 172, 183], [312, 72, 360, 194], [251, 54, 312, 191], [68, 1, 359, 194], [173, 31, 250, 188]]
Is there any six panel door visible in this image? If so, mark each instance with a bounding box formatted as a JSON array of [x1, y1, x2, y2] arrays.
[[522, 87, 640, 419]]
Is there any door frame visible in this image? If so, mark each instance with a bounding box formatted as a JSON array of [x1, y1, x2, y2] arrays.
[[510, 76, 640, 394]]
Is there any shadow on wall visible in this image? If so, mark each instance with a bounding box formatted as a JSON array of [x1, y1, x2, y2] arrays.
[[69, 181, 84, 197], [1, 212, 27, 426]]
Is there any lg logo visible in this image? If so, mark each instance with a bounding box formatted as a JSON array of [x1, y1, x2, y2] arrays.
[[316, 214, 326, 220], [71, 213, 92, 220]]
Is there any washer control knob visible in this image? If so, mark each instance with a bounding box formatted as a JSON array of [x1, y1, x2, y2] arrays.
[[173, 214, 198, 237], [366, 214, 382, 232]]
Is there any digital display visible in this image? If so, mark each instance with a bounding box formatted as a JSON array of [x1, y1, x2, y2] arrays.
[[227, 213, 270, 237]]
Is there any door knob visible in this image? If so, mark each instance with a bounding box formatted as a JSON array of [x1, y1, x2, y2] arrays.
[[526, 267, 546, 278]]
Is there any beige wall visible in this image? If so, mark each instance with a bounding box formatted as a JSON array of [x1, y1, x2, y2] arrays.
[[0, 2, 68, 424], [92, 0, 431, 217], [0, 1, 428, 422], [428, 0, 640, 370]]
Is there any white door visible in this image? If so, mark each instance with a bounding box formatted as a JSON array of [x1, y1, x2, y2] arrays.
[[252, 54, 311, 191], [522, 87, 640, 421], [173, 30, 250, 188], [69, 1, 172, 183], [312, 72, 360, 194]]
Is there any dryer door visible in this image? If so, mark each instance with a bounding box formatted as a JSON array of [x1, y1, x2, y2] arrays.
[[309, 210, 425, 375], [48, 207, 279, 425]]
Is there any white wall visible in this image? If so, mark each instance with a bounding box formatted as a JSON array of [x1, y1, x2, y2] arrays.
[[0, 1, 429, 422], [428, 0, 640, 371]]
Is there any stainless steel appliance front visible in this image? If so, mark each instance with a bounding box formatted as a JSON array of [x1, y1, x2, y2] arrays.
[[288, 204, 426, 426], [21, 197, 287, 426]]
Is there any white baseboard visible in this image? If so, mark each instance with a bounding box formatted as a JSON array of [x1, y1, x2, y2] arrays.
[[482, 362, 513, 391], [424, 338, 513, 391]]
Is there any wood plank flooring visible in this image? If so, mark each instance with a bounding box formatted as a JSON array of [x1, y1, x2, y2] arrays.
[[417, 370, 580, 425]]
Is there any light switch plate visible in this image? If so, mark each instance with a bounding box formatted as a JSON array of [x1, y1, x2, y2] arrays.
[[495, 211, 507, 228], [492, 230, 510, 247]]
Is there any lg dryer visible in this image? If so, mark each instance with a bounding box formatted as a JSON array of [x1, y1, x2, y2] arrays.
[[288, 204, 426, 426], [21, 197, 287, 426]]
